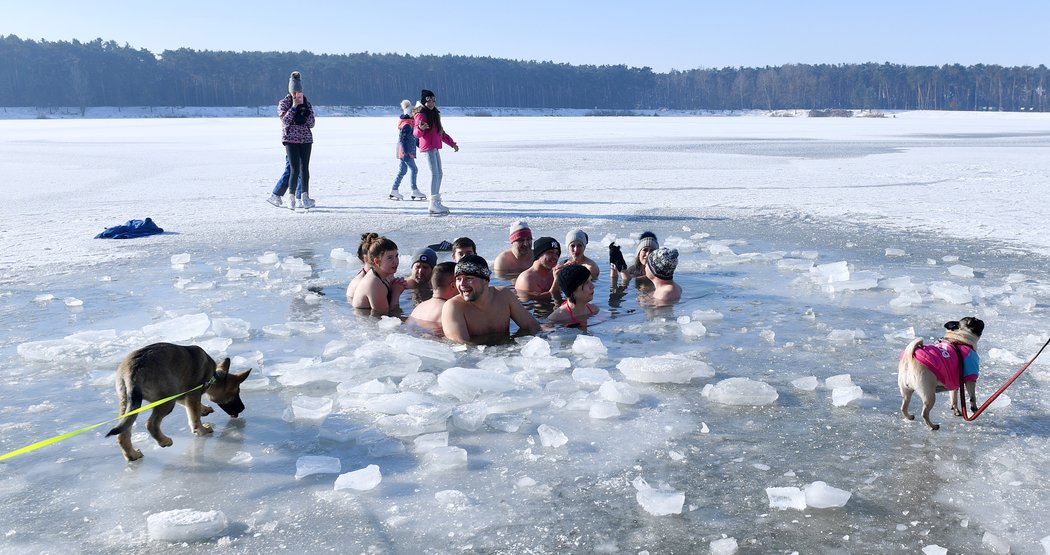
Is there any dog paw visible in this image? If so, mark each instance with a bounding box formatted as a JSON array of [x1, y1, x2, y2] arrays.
[[194, 423, 214, 435], [930, 424, 940, 431], [124, 449, 144, 461], [201, 405, 214, 416], [158, 436, 173, 447]]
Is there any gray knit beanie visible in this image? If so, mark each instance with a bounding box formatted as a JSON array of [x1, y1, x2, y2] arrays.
[[288, 71, 303, 94]]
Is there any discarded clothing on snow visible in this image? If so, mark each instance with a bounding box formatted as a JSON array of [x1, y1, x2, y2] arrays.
[[94, 218, 165, 239]]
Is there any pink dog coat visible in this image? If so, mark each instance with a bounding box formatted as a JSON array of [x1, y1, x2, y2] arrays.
[[906, 340, 980, 390]]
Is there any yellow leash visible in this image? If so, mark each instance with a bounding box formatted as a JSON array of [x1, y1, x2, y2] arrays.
[[0, 383, 207, 462]]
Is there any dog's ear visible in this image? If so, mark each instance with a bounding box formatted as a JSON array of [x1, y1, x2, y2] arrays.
[[944, 320, 960, 331], [962, 316, 985, 337], [218, 357, 231, 372], [232, 368, 252, 383]]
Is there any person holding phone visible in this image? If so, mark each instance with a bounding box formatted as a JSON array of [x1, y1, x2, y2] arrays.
[[277, 71, 316, 210]]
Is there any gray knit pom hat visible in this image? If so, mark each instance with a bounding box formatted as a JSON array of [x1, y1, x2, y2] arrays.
[[288, 71, 303, 94]]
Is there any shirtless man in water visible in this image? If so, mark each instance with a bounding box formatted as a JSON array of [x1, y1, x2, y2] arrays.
[[492, 220, 534, 277], [408, 261, 456, 333], [441, 254, 540, 344]]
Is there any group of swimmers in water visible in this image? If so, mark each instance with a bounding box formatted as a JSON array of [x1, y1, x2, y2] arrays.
[[345, 221, 682, 344]]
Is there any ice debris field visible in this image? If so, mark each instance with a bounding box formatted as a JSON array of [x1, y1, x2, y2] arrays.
[[2, 217, 1050, 554]]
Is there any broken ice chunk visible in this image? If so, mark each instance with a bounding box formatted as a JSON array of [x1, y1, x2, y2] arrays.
[[791, 376, 818, 391], [334, 464, 382, 491], [537, 424, 568, 448], [710, 537, 739, 555], [831, 386, 864, 407], [485, 413, 526, 432], [520, 336, 552, 358], [632, 476, 685, 516], [766, 486, 806, 510], [572, 335, 608, 358], [681, 320, 708, 337], [824, 374, 853, 389], [827, 329, 866, 341], [413, 432, 449, 454], [617, 353, 714, 383], [141, 313, 211, 342], [288, 396, 334, 422], [385, 333, 456, 362], [425, 446, 468, 471], [929, 281, 972, 305], [589, 401, 620, 419], [147, 509, 226, 542], [921, 546, 948, 555], [598, 381, 640, 405], [437, 367, 517, 401], [885, 248, 907, 257], [947, 264, 974, 278], [982, 531, 1010, 554], [703, 378, 778, 406], [295, 455, 341, 479], [572, 367, 612, 388], [811, 261, 849, 283], [170, 253, 191, 266], [804, 481, 851, 508], [257, 251, 279, 264]]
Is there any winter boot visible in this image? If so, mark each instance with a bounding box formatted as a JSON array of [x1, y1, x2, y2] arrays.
[[428, 193, 450, 216], [300, 193, 316, 209], [410, 188, 427, 201], [266, 193, 283, 208], [389, 190, 404, 201], [287, 195, 297, 210]]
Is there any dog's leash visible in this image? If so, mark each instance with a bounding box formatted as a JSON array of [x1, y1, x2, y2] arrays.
[[956, 336, 1050, 422], [0, 380, 213, 462]]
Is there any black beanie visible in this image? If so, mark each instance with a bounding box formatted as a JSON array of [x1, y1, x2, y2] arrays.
[[421, 89, 436, 104], [533, 237, 561, 259], [557, 264, 591, 299]]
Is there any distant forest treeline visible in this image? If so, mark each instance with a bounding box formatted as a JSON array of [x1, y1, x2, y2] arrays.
[[2, 35, 1048, 112]]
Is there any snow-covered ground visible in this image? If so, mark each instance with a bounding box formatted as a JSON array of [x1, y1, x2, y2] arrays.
[[1, 112, 1050, 554]]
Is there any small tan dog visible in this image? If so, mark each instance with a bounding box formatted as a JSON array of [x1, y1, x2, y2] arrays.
[[898, 317, 984, 430], [106, 343, 251, 461]]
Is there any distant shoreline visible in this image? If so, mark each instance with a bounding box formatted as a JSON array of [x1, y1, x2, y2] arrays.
[[0, 106, 896, 120]]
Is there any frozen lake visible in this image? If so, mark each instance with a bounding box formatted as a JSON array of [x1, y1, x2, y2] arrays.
[[2, 113, 1050, 554]]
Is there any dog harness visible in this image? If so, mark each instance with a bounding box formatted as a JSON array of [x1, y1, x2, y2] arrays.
[[907, 340, 980, 390]]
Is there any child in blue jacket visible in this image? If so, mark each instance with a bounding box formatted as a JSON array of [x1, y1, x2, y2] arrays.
[[390, 99, 425, 201]]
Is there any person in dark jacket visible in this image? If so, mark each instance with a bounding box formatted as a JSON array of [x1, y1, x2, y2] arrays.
[[390, 99, 426, 201]]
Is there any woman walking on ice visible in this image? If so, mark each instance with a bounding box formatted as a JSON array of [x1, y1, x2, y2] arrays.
[[390, 99, 426, 201], [414, 89, 459, 216]]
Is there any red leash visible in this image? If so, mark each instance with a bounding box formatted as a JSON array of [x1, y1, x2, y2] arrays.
[[958, 336, 1050, 421]]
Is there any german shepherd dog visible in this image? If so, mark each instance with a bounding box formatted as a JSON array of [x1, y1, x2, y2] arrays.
[[898, 317, 984, 430], [106, 343, 251, 461]]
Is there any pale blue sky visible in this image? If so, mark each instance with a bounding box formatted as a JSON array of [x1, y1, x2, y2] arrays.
[[5, 1, 1047, 72]]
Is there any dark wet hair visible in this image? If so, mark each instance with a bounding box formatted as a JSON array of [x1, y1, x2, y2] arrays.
[[366, 236, 398, 269], [452, 237, 476, 252], [432, 261, 456, 288], [357, 232, 379, 263]]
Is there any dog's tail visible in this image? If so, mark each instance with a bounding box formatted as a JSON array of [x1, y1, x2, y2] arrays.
[[105, 383, 144, 437], [898, 338, 924, 372]]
